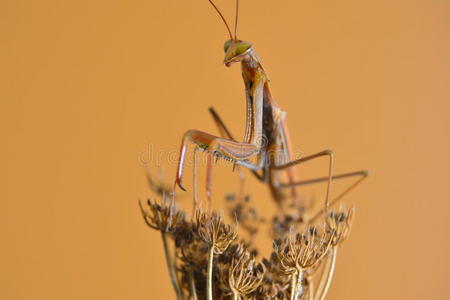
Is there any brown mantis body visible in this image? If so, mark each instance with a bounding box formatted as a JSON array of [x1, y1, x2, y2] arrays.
[[174, 0, 368, 219]]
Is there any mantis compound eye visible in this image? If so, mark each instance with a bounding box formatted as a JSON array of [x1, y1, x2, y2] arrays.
[[234, 41, 252, 56]]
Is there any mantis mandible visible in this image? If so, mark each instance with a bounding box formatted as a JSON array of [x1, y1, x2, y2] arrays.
[[174, 0, 368, 220]]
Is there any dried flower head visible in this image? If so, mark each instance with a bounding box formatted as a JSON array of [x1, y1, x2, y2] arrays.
[[326, 206, 355, 246], [225, 244, 265, 297], [195, 210, 237, 254], [274, 226, 334, 274], [139, 196, 185, 233], [140, 168, 364, 300]]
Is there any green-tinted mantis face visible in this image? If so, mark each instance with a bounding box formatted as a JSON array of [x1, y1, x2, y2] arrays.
[[223, 39, 253, 67]]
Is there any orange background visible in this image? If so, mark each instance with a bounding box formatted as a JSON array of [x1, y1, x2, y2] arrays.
[[1, 0, 449, 299]]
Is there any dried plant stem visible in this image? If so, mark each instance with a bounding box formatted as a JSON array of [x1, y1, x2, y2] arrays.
[[207, 246, 215, 300], [308, 277, 314, 300], [189, 270, 198, 300], [315, 251, 332, 296], [290, 273, 297, 300], [161, 232, 182, 300], [316, 248, 337, 300], [232, 292, 241, 300], [294, 269, 303, 300]]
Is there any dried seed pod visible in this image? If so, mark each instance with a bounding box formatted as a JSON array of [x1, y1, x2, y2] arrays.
[[326, 206, 355, 246], [140, 174, 359, 299], [139, 196, 185, 233], [223, 244, 265, 297], [194, 210, 238, 300], [274, 226, 334, 273], [195, 210, 237, 254]]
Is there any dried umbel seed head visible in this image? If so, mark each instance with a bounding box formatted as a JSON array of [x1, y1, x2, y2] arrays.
[[326, 206, 355, 246], [140, 170, 361, 299], [139, 196, 185, 233], [195, 210, 238, 254], [274, 226, 334, 274], [225, 244, 265, 297]]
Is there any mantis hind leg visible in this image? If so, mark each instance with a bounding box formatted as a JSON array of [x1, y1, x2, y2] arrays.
[[277, 168, 369, 223], [280, 170, 368, 188], [306, 171, 369, 224], [274, 150, 335, 208]]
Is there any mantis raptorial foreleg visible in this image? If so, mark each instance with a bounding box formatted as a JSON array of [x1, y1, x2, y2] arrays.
[[192, 146, 199, 217], [209, 107, 265, 179], [174, 129, 260, 204], [175, 75, 265, 204]]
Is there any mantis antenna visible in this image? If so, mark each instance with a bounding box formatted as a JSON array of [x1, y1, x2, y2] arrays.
[[234, 0, 239, 40], [208, 0, 234, 40]]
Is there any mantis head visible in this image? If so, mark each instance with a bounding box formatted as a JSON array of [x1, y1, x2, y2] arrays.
[[207, 0, 250, 67], [223, 39, 252, 67]]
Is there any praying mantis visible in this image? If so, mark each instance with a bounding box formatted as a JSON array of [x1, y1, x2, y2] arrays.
[[174, 0, 368, 220]]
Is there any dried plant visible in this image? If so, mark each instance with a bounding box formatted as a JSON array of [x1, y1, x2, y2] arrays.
[[139, 195, 186, 299], [140, 175, 359, 300], [195, 210, 238, 299], [273, 227, 334, 299], [314, 207, 355, 300], [226, 244, 265, 299]]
